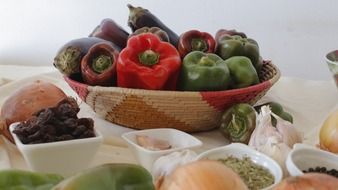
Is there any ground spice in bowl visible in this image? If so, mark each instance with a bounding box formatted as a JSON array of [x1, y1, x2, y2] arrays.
[[218, 156, 274, 190]]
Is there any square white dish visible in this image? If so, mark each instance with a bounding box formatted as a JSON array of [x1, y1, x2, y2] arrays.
[[10, 122, 103, 177], [122, 128, 202, 171]]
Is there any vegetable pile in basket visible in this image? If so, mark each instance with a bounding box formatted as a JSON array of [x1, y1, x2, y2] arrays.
[[53, 4, 263, 91]]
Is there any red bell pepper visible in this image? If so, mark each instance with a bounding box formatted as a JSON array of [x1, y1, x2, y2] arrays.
[[81, 42, 119, 86], [117, 33, 181, 90], [178, 30, 215, 58]]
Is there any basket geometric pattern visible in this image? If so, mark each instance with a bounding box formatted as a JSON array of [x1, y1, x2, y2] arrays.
[[65, 61, 280, 132]]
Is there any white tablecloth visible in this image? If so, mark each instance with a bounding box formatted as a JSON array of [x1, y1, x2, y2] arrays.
[[0, 65, 337, 171]]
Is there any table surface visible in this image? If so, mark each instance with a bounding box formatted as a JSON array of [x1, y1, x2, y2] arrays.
[[0, 65, 337, 173]]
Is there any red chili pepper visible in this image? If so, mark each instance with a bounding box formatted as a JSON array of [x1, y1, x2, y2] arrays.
[[81, 42, 119, 86], [178, 30, 216, 58], [117, 33, 181, 90]]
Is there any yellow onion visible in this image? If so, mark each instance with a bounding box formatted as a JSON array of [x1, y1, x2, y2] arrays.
[[0, 80, 67, 143], [273, 173, 338, 190], [319, 109, 338, 153], [156, 160, 248, 190]]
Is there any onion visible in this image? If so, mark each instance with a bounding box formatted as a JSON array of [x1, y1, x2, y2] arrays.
[[274, 173, 338, 190], [0, 80, 67, 142], [156, 160, 248, 190], [319, 109, 338, 153]]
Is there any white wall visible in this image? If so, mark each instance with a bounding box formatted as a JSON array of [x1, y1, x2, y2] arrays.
[[0, 0, 337, 80]]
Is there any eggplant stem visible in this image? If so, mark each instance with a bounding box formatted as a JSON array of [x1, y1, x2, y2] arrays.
[[54, 47, 81, 75], [127, 4, 135, 10]]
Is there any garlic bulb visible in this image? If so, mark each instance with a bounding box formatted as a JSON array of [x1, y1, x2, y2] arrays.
[[274, 113, 303, 148], [249, 105, 303, 177], [152, 150, 197, 181], [258, 136, 291, 177], [249, 106, 282, 148]]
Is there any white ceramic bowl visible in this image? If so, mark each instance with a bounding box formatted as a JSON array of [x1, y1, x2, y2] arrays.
[[326, 50, 338, 88], [10, 122, 103, 177], [121, 128, 202, 171], [286, 143, 338, 176], [197, 143, 282, 190]]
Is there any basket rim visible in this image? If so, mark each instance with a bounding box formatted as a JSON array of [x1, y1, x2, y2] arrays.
[[64, 61, 280, 96], [268, 61, 281, 85]]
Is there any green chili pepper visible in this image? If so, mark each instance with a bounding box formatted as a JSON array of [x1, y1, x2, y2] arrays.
[[179, 51, 231, 91], [225, 56, 259, 89], [255, 102, 293, 127], [220, 103, 256, 144], [52, 163, 155, 190], [0, 170, 63, 190], [216, 34, 262, 71]]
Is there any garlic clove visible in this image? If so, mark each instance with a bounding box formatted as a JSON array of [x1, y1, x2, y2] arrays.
[[136, 135, 171, 151], [152, 150, 197, 181], [272, 112, 303, 148], [258, 136, 291, 177]]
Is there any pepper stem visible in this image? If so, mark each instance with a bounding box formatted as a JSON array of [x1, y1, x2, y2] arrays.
[[199, 56, 215, 66], [191, 38, 208, 52], [92, 55, 112, 74], [229, 114, 246, 139], [233, 35, 247, 45], [138, 50, 160, 66]]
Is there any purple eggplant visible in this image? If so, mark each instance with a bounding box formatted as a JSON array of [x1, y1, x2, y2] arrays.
[[89, 18, 129, 50], [127, 4, 179, 47]]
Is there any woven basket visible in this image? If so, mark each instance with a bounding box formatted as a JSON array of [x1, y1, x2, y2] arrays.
[[64, 61, 280, 132]]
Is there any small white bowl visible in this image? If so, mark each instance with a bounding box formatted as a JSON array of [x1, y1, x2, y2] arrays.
[[197, 143, 282, 190], [286, 143, 338, 176], [10, 122, 103, 177], [121, 128, 202, 171], [326, 50, 338, 88]]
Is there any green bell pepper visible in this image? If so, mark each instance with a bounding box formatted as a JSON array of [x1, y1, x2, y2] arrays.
[[52, 163, 155, 190], [0, 170, 63, 190], [216, 34, 262, 71], [179, 51, 231, 91], [255, 102, 293, 126], [225, 56, 259, 89], [220, 103, 256, 144]]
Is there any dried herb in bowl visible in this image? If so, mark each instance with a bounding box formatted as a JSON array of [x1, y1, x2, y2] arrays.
[[218, 156, 274, 190]]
